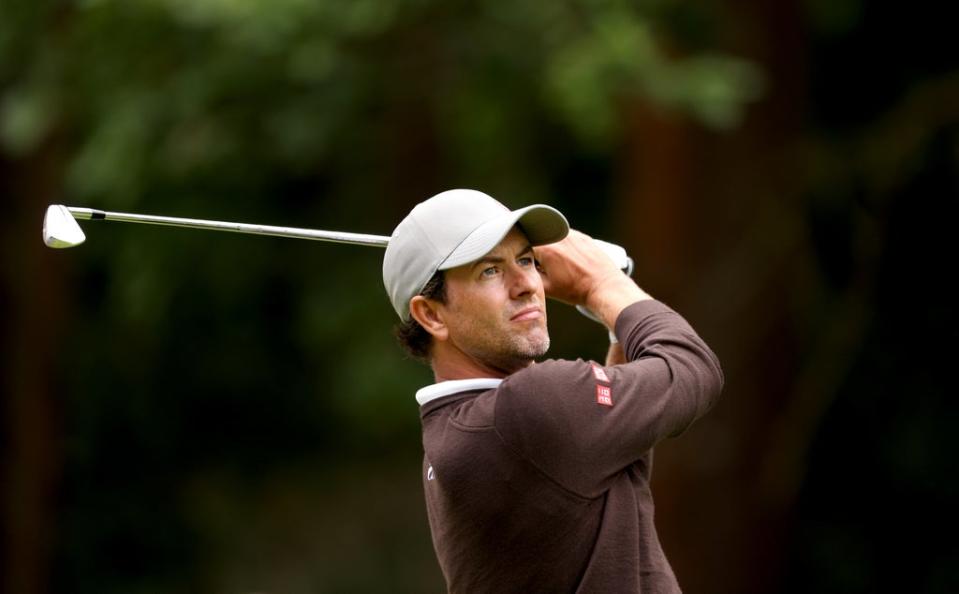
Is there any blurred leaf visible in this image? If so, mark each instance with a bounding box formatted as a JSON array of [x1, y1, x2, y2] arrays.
[[0, 85, 55, 154]]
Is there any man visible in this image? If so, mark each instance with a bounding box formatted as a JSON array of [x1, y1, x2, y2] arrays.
[[382, 189, 723, 593]]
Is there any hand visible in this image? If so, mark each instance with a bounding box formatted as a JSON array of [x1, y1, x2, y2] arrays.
[[535, 230, 624, 307], [536, 230, 652, 328]]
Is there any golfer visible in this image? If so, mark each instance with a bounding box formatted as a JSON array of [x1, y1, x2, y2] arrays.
[[383, 189, 723, 593]]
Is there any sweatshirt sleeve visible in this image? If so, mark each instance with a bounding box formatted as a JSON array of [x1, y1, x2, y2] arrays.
[[493, 300, 724, 498]]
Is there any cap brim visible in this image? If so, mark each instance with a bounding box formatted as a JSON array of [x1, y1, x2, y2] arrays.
[[438, 204, 569, 270]]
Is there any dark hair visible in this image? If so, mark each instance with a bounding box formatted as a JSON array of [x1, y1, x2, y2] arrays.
[[394, 271, 446, 361]]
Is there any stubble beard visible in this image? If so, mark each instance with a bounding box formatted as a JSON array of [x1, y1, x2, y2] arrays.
[[466, 320, 550, 374]]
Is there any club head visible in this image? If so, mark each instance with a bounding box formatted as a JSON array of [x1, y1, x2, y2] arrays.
[[43, 205, 86, 248]]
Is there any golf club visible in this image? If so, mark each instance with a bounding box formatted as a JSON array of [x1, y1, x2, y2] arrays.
[[43, 205, 390, 249], [44, 204, 632, 267], [42, 204, 633, 286], [43, 203, 634, 324]]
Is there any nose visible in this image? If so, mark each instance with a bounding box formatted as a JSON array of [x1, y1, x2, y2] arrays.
[[509, 263, 540, 301]]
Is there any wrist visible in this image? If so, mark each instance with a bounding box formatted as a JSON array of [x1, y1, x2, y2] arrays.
[[584, 275, 651, 329]]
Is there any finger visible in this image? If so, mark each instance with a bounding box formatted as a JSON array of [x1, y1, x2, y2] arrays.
[[533, 248, 553, 288]]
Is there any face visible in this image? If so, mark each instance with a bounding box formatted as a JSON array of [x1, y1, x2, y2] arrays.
[[435, 228, 550, 374]]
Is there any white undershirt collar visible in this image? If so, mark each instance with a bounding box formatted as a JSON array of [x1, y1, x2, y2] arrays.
[[415, 378, 503, 406]]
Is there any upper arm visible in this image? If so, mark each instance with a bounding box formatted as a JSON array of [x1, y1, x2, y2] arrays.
[[493, 357, 697, 498], [494, 305, 723, 498]]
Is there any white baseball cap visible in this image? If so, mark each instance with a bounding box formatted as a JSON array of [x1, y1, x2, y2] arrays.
[[383, 189, 569, 320]]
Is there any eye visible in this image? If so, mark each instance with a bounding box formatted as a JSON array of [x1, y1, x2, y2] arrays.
[[481, 266, 500, 278], [518, 256, 534, 267]]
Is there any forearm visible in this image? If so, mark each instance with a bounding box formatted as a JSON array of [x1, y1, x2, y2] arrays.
[[585, 274, 653, 331], [605, 341, 626, 366], [615, 301, 724, 416]]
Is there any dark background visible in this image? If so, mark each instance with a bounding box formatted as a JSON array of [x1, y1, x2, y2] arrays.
[[2, 0, 956, 592]]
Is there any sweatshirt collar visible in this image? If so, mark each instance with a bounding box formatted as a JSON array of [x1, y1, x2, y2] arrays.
[[415, 378, 503, 406]]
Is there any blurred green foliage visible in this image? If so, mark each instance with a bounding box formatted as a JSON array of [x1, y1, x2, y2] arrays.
[[2, 0, 761, 202]]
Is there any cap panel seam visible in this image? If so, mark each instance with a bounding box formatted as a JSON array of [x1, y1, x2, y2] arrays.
[[433, 215, 499, 270], [409, 214, 442, 255], [436, 210, 521, 270]]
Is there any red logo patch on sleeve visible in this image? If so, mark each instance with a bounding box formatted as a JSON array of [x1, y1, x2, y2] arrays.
[[596, 384, 613, 407], [591, 364, 610, 383]]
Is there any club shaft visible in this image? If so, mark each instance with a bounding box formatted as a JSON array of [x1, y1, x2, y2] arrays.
[[66, 207, 390, 248]]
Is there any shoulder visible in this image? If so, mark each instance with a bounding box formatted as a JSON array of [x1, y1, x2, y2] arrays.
[[499, 358, 598, 400], [509, 358, 597, 382], [492, 358, 607, 433]]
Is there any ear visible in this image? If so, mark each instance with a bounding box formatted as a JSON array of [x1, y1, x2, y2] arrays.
[[409, 295, 449, 342]]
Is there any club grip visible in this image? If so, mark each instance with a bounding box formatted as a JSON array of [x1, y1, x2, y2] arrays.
[[575, 239, 635, 326], [592, 239, 634, 276]]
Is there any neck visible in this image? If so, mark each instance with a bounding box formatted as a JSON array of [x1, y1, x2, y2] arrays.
[[430, 341, 531, 382]]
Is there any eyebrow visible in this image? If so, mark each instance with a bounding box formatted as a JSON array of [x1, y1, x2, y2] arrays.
[[470, 243, 535, 270]]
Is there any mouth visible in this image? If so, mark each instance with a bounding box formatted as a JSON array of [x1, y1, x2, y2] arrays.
[[510, 306, 543, 322]]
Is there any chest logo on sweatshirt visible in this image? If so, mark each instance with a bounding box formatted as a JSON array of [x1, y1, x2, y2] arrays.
[[591, 364, 610, 383], [596, 384, 613, 406]]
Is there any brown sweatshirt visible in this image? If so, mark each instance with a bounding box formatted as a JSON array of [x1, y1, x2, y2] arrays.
[[416, 300, 724, 593]]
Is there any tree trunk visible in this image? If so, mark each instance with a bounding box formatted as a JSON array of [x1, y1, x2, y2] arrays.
[[1, 137, 68, 594], [612, 1, 809, 591]]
